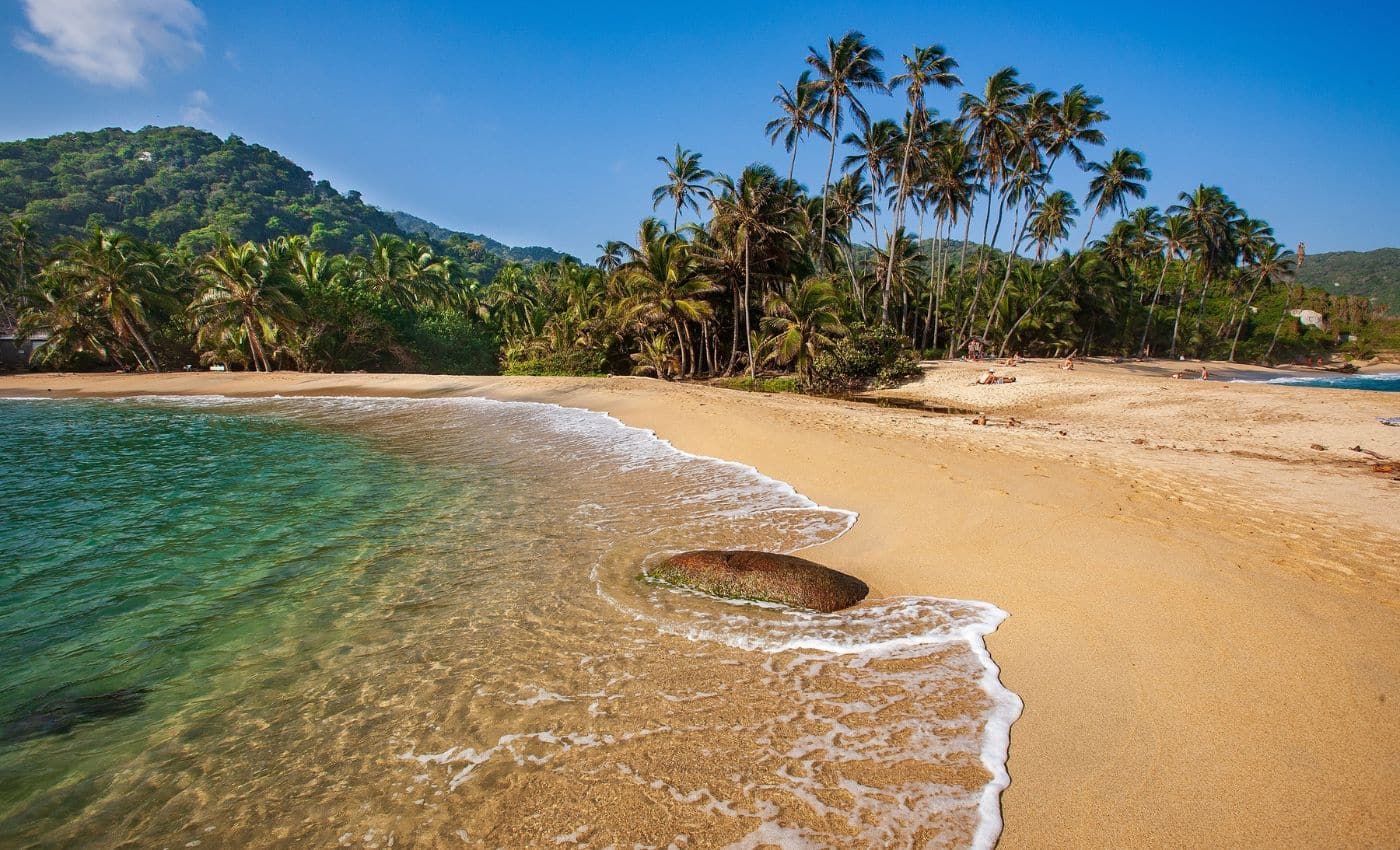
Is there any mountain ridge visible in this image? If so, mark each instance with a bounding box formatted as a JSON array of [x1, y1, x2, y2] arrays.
[[0, 125, 565, 268]]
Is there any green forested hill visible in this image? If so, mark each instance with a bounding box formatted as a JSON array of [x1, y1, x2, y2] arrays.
[[389, 211, 564, 264], [1296, 248, 1400, 313], [0, 126, 562, 269]]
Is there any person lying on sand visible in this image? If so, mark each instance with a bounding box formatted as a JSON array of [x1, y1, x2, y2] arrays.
[[1059, 356, 1075, 371], [976, 370, 1017, 385]]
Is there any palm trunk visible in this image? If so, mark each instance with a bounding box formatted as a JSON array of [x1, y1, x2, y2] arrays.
[[1228, 276, 1266, 362], [950, 212, 975, 357], [817, 96, 840, 260], [1138, 253, 1171, 356], [1001, 286, 1053, 357], [744, 237, 755, 379], [1169, 280, 1187, 358], [787, 144, 798, 183], [982, 200, 1028, 344], [1264, 286, 1293, 362], [885, 108, 919, 300]]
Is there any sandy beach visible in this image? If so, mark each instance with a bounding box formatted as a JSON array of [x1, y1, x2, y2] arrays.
[[2, 361, 1397, 848]]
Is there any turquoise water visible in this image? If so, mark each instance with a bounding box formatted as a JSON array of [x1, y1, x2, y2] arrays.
[[0, 396, 1017, 849], [0, 398, 480, 835], [1244, 372, 1400, 392]]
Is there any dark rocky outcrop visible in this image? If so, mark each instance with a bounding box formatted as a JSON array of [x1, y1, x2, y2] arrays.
[[644, 550, 868, 613]]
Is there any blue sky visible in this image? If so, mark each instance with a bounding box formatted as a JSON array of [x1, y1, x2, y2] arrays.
[[1, 0, 1396, 259]]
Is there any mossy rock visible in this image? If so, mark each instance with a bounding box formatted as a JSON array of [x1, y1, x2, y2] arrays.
[[644, 550, 868, 613]]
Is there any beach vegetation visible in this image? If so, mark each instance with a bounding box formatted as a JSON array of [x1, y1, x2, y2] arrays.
[[4, 37, 1398, 377]]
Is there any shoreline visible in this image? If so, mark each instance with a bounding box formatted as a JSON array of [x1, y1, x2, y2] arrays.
[[2, 366, 1397, 847]]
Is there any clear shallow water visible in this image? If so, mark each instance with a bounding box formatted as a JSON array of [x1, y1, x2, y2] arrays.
[[1234, 372, 1400, 392], [0, 396, 1019, 849]]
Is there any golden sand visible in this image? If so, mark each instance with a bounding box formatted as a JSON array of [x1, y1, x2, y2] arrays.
[[3, 361, 1397, 848]]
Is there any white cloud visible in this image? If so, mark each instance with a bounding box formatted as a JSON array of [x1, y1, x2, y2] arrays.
[[15, 0, 205, 87], [179, 88, 212, 126]]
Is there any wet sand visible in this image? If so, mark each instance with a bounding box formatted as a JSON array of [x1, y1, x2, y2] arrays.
[[3, 363, 1397, 848]]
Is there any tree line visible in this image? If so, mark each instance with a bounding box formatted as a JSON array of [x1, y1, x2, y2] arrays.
[[3, 31, 1394, 379]]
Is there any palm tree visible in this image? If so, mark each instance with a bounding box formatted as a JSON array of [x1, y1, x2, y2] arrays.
[[885, 45, 960, 295], [760, 276, 845, 382], [350, 234, 450, 310], [806, 31, 887, 253], [1169, 185, 1240, 351], [841, 115, 903, 316], [44, 226, 167, 370], [630, 333, 678, 380], [765, 71, 830, 181], [1079, 148, 1151, 255], [1026, 190, 1078, 259], [710, 165, 801, 376], [621, 221, 717, 377], [955, 67, 1030, 343], [1228, 241, 1295, 361], [596, 240, 627, 277], [1158, 215, 1193, 357], [652, 145, 714, 230], [1042, 85, 1109, 175], [2, 216, 37, 332], [193, 240, 304, 371]]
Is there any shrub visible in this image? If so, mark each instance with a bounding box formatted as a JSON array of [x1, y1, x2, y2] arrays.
[[805, 323, 921, 393], [503, 349, 606, 376]]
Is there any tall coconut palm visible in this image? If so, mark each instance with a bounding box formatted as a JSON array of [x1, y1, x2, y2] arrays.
[[1026, 190, 1079, 259], [761, 276, 845, 382], [955, 67, 1030, 343], [1169, 184, 1240, 350], [922, 132, 977, 352], [765, 71, 830, 181], [1079, 148, 1151, 255], [823, 172, 875, 314], [651, 145, 714, 230], [885, 44, 960, 295], [710, 165, 801, 376], [194, 240, 304, 371], [1042, 85, 1109, 174], [596, 240, 627, 277], [841, 115, 903, 316], [806, 31, 887, 254]]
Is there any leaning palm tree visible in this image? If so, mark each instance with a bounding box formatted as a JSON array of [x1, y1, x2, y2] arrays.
[[193, 240, 304, 371], [1078, 148, 1151, 255], [1228, 241, 1295, 361], [806, 31, 887, 253], [651, 145, 714, 230], [765, 71, 830, 181], [43, 226, 168, 370], [760, 276, 845, 382]]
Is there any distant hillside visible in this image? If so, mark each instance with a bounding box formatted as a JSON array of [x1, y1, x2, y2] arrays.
[[1297, 247, 1400, 313], [0, 126, 565, 270], [389, 211, 565, 264]]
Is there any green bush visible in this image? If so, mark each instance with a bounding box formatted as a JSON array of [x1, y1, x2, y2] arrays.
[[712, 375, 802, 394], [806, 323, 921, 393], [503, 349, 606, 376]]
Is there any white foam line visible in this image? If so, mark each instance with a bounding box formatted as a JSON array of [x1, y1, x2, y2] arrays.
[[15, 389, 1022, 848]]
